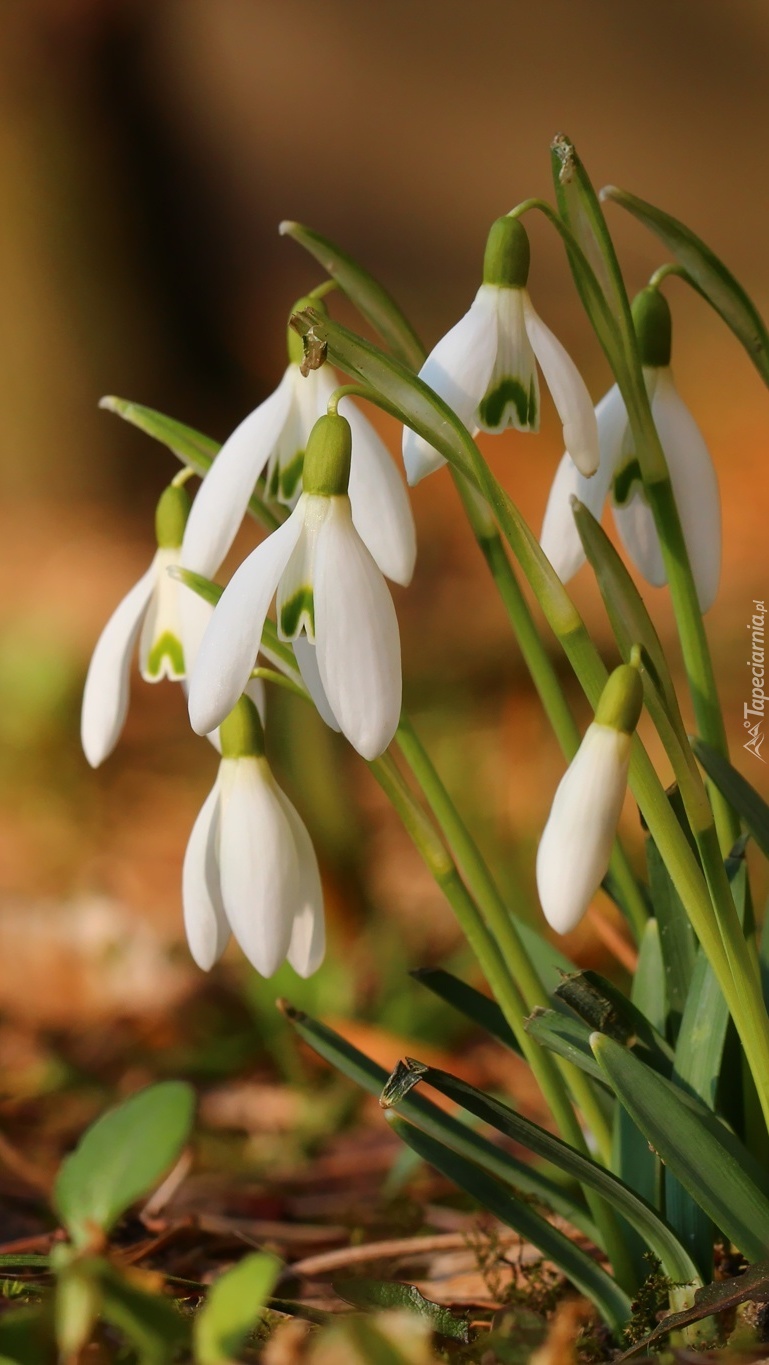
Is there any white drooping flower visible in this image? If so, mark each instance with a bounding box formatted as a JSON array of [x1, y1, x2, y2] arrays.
[[81, 483, 199, 767], [183, 694, 324, 977], [180, 301, 416, 590], [402, 216, 599, 485], [541, 287, 721, 613], [188, 414, 402, 762], [536, 661, 643, 935]]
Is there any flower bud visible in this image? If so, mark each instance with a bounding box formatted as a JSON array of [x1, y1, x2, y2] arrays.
[[536, 659, 643, 934]]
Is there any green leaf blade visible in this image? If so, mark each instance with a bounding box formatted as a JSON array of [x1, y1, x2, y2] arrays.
[[54, 1082, 195, 1245], [195, 1253, 281, 1365], [592, 1033, 769, 1262], [602, 185, 769, 386], [280, 222, 426, 371]]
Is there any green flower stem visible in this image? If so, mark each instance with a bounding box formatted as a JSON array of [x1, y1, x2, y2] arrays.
[[394, 714, 613, 1163], [369, 750, 634, 1286], [622, 390, 739, 855], [452, 470, 648, 942]]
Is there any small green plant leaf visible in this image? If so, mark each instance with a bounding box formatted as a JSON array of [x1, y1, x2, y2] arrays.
[[592, 1033, 769, 1261], [280, 1003, 596, 1238], [54, 1081, 195, 1246], [333, 1278, 469, 1342], [279, 222, 426, 371], [386, 1063, 699, 1287], [387, 1113, 632, 1331], [691, 738, 769, 858], [100, 396, 283, 533], [194, 1253, 281, 1365], [601, 186, 769, 386]]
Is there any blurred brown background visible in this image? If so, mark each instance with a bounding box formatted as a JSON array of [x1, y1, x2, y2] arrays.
[[1, 0, 768, 1035]]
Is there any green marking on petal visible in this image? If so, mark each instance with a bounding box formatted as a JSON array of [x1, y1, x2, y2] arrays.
[[279, 587, 315, 640], [146, 632, 185, 680], [279, 449, 305, 501], [479, 377, 532, 431], [612, 457, 643, 507]]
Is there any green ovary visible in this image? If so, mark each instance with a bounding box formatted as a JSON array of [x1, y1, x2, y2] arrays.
[[478, 376, 537, 431], [146, 632, 184, 679]]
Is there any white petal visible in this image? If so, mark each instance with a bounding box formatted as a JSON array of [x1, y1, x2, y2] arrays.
[[523, 293, 599, 476], [292, 636, 341, 731], [188, 508, 304, 736], [80, 561, 157, 768], [343, 398, 417, 587], [182, 780, 230, 970], [402, 286, 497, 485], [536, 724, 631, 934], [181, 369, 295, 577], [273, 786, 326, 978], [479, 287, 539, 434], [613, 491, 666, 586], [218, 759, 299, 976], [540, 383, 626, 582], [651, 368, 721, 613], [138, 547, 186, 682], [314, 500, 401, 760]]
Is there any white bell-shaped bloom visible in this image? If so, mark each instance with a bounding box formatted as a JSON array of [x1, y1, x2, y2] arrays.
[[81, 485, 192, 767], [188, 415, 402, 761], [536, 662, 643, 935], [403, 216, 599, 485], [541, 289, 721, 613], [180, 332, 416, 589], [183, 696, 324, 977]]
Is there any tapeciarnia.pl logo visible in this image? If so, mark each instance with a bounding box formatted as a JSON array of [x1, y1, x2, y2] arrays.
[[744, 599, 766, 762]]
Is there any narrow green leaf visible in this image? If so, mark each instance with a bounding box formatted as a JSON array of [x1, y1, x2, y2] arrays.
[[100, 396, 283, 533], [280, 1003, 596, 1237], [592, 1033, 769, 1261], [549, 134, 634, 367], [0, 1255, 50, 1269], [279, 222, 426, 371], [645, 824, 697, 1034], [333, 1278, 469, 1342], [410, 969, 519, 1051], [611, 922, 664, 1284], [572, 500, 682, 726], [195, 1253, 281, 1365], [601, 185, 769, 386], [691, 739, 769, 858], [555, 970, 675, 1073], [525, 1008, 610, 1086], [387, 1114, 632, 1331], [54, 1082, 195, 1246], [388, 1063, 698, 1287]]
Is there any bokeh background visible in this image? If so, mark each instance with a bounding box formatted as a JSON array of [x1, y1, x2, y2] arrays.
[[1, 0, 768, 1123]]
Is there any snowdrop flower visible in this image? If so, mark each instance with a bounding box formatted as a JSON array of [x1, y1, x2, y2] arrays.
[[81, 482, 198, 767], [188, 413, 402, 761], [402, 216, 599, 485], [541, 288, 721, 612], [183, 694, 324, 976], [180, 298, 416, 590], [537, 660, 643, 934]]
